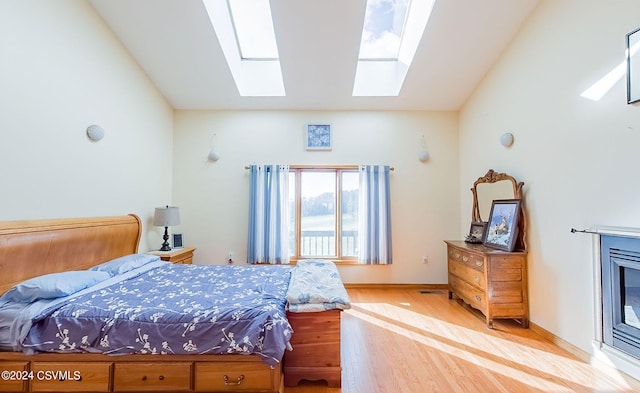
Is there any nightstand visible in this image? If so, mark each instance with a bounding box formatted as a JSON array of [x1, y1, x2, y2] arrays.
[[149, 247, 195, 265]]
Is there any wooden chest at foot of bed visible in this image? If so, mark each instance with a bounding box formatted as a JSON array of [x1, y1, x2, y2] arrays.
[[284, 309, 342, 387], [0, 353, 283, 393]]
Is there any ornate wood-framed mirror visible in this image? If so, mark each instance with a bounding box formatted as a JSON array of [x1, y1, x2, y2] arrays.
[[471, 169, 527, 251]]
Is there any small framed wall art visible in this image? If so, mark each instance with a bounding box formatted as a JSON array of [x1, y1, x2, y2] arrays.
[[306, 124, 331, 150]]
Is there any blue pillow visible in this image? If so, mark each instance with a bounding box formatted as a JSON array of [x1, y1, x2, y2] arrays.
[[89, 254, 160, 276], [0, 270, 111, 304]]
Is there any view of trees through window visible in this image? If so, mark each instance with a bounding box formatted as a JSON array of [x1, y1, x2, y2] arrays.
[[288, 169, 359, 260]]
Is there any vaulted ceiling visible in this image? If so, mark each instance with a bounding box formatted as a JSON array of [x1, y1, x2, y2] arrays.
[[90, 0, 539, 110]]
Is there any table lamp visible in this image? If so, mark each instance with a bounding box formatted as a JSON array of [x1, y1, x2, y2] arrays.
[[153, 205, 180, 251]]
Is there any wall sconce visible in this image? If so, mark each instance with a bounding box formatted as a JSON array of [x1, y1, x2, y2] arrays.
[[500, 132, 514, 147], [153, 205, 180, 251], [86, 124, 105, 142], [418, 134, 430, 162], [208, 150, 220, 161], [208, 132, 220, 162]]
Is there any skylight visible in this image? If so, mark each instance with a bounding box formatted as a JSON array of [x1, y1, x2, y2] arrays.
[[359, 0, 410, 60], [227, 0, 278, 60], [353, 0, 436, 96], [204, 0, 285, 96]]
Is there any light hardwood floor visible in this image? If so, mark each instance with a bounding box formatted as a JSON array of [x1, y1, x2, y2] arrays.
[[284, 287, 640, 393]]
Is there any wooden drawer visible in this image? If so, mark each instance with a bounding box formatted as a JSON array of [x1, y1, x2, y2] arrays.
[[489, 281, 524, 304], [448, 260, 486, 291], [448, 249, 484, 271], [0, 362, 29, 392], [449, 275, 486, 314], [31, 362, 112, 392], [194, 362, 279, 392], [175, 255, 193, 264], [287, 311, 340, 344], [285, 342, 340, 367], [114, 362, 191, 392]]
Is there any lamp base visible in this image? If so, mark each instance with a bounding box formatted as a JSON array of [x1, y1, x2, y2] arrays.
[[160, 226, 172, 251]]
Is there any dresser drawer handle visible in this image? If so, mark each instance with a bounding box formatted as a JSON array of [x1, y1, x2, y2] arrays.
[[142, 376, 147, 381], [159, 375, 164, 381], [224, 375, 245, 386], [475, 261, 483, 267], [474, 277, 480, 283], [475, 295, 482, 301], [462, 256, 469, 262]]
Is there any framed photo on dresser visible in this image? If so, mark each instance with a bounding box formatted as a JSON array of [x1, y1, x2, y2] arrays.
[[465, 221, 487, 244], [172, 233, 183, 249], [483, 199, 521, 252]]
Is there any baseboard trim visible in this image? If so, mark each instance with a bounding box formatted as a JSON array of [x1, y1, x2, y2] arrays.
[[529, 322, 590, 363], [344, 283, 449, 290]]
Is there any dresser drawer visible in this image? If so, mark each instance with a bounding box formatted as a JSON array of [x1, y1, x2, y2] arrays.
[[0, 362, 29, 392], [31, 362, 112, 392], [449, 275, 486, 313], [114, 362, 191, 392], [194, 362, 279, 392], [448, 260, 486, 291], [448, 249, 485, 271]]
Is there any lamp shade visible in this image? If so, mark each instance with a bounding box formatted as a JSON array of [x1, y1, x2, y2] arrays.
[[153, 206, 180, 227]]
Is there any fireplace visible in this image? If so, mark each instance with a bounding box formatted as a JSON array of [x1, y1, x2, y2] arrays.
[[601, 234, 640, 360]]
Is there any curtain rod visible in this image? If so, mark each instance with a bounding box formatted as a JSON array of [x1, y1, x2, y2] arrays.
[[571, 227, 640, 237], [244, 165, 395, 171]]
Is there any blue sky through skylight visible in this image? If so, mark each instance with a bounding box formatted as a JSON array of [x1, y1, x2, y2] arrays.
[[359, 0, 410, 59]]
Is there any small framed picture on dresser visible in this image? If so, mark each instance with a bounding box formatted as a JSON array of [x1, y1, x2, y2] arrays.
[[483, 199, 521, 252], [465, 221, 487, 244], [172, 233, 183, 249]]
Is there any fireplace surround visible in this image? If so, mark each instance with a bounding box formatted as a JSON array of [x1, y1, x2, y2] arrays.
[[601, 234, 640, 360], [588, 227, 640, 379]]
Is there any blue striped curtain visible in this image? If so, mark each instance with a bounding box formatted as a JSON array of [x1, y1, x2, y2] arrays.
[[358, 165, 392, 264], [247, 164, 290, 264]]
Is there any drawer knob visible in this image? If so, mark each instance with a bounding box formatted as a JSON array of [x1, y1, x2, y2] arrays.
[[224, 374, 245, 386], [463, 256, 469, 262], [142, 376, 147, 381], [159, 375, 164, 381], [475, 295, 482, 301], [475, 261, 483, 267]]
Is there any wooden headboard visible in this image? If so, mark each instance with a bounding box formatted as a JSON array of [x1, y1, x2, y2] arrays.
[[0, 214, 141, 294]]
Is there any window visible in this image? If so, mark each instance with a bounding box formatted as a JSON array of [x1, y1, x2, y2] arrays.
[[288, 166, 359, 262], [203, 0, 285, 96], [353, 0, 437, 96]]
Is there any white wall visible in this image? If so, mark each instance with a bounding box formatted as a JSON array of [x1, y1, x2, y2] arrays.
[[173, 110, 459, 283], [460, 0, 640, 355], [0, 0, 174, 251]]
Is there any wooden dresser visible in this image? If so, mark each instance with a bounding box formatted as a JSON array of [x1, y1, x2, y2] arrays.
[[445, 240, 528, 328]]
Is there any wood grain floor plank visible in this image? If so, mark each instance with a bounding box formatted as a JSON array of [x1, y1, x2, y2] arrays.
[[284, 288, 640, 393]]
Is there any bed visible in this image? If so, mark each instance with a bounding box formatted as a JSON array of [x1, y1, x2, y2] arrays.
[[0, 214, 348, 393]]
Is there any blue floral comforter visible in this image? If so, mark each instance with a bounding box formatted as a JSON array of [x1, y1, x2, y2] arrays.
[[22, 264, 293, 366]]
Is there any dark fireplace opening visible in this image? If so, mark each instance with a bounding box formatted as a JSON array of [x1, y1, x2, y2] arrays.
[[602, 235, 640, 359]]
